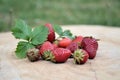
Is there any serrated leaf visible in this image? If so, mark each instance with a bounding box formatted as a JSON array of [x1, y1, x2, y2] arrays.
[[31, 25, 48, 45], [15, 41, 34, 58], [12, 20, 32, 41], [53, 25, 63, 35], [61, 30, 75, 39]]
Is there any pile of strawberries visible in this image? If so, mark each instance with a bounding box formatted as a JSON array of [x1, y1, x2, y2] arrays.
[[27, 23, 99, 64]]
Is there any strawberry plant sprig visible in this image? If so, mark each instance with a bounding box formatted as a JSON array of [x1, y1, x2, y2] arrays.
[[53, 25, 75, 39], [12, 20, 48, 58]]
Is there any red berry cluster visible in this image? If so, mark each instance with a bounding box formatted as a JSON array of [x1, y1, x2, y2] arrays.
[[27, 23, 99, 64]]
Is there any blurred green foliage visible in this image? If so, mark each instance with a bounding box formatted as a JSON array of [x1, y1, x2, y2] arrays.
[[0, 0, 120, 32]]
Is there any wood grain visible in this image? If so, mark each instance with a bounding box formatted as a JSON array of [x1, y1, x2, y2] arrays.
[[0, 25, 120, 80]]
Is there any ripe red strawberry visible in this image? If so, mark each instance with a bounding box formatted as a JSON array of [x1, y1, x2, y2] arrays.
[[81, 37, 98, 59], [72, 35, 83, 44], [66, 42, 79, 58], [49, 48, 71, 63], [73, 49, 89, 64], [58, 37, 72, 48], [45, 23, 55, 42], [39, 41, 54, 59], [67, 42, 79, 53]]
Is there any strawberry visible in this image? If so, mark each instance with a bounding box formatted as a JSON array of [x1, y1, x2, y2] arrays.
[[73, 49, 89, 64], [45, 23, 55, 42], [27, 48, 40, 62], [81, 37, 98, 59], [67, 42, 79, 53], [72, 35, 83, 44], [49, 48, 71, 63], [39, 41, 54, 59], [58, 37, 72, 48], [66, 42, 79, 58]]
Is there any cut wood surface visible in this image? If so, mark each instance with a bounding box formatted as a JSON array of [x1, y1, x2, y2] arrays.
[[0, 25, 120, 80]]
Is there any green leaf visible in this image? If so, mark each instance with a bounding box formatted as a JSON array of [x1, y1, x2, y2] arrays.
[[12, 20, 32, 41], [53, 25, 63, 35], [31, 25, 48, 45], [53, 25, 75, 39], [61, 30, 75, 39], [15, 41, 34, 58], [12, 20, 49, 59]]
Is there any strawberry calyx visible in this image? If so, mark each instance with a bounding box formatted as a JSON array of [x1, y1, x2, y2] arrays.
[[50, 54, 56, 63], [42, 50, 56, 62], [47, 51, 56, 62], [53, 40, 59, 45], [73, 49, 85, 64], [42, 50, 52, 61]]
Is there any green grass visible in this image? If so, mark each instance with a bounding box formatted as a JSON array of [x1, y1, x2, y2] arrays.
[[0, 0, 120, 32]]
